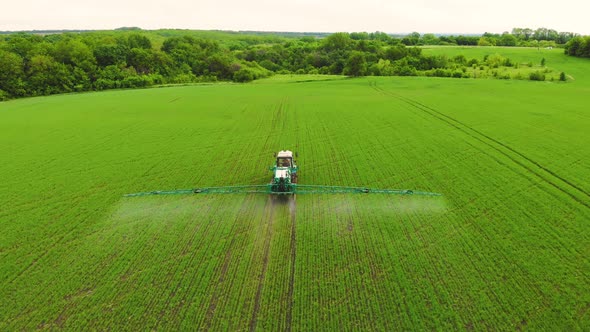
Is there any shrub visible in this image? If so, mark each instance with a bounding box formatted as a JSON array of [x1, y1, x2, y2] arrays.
[[94, 78, 118, 90], [512, 72, 524, 80], [560, 72, 567, 81], [171, 73, 198, 84], [486, 54, 510, 68], [426, 68, 450, 77], [233, 68, 255, 82], [394, 65, 417, 76], [121, 75, 153, 88], [452, 71, 463, 78], [529, 71, 546, 81], [453, 55, 467, 65]]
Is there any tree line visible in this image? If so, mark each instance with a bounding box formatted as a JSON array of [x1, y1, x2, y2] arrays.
[[0, 28, 579, 100], [0, 31, 278, 100], [564, 36, 590, 58], [401, 27, 577, 47]]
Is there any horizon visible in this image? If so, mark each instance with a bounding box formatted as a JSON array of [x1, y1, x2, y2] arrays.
[[0, 27, 500, 37]]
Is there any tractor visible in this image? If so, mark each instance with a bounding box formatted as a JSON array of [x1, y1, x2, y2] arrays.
[[270, 150, 298, 193]]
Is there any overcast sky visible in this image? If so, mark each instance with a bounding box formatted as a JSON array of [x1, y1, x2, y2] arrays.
[[2, 0, 589, 35]]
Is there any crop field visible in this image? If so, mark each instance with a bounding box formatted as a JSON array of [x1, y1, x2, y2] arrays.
[[1, 47, 589, 330]]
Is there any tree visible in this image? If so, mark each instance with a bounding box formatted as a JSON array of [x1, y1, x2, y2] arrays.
[[305, 51, 329, 68], [557, 32, 576, 44], [421, 34, 439, 45], [0, 50, 26, 97], [392, 58, 417, 76], [374, 59, 394, 76], [533, 28, 548, 40], [370, 31, 390, 42], [350, 32, 369, 40], [150, 50, 174, 76], [384, 45, 407, 61], [401, 32, 420, 46], [579, 37, 590, 57], [565, 37, 582, 56], [3, 33, 44, 59], [455, 35, 478, 45], [127, 33, 152, 49], [499, 33, 517, 46], [233, 68, 255, 82], [407, 47, 422, 58], [417, 55, 448, 70], [127, 48, 154, 74], [27, 54, 74, 95], [560, 72, 566, 81], [53, 39, 97, 73], [478, 37, 494, 46], [547, 29, 559, 41], [94, 44, 128, 67], [205, 53, 234, 79], [321, 33, 353, 51], [511, 28, 525, 40], [343, 51, 367, 77]]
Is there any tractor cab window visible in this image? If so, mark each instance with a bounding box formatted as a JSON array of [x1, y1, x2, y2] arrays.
[[277, 157, 291, 167]]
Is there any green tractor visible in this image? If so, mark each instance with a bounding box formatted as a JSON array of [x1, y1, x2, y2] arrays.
[[269, 150, 298, 193]]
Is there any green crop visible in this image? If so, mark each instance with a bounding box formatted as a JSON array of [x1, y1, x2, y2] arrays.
[[1, 47, 589, 330]]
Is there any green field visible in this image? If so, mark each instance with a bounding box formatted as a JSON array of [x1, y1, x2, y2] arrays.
[[1, 47, 589, 330]]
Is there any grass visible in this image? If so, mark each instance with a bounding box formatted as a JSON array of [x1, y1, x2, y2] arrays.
[[422, 46, 587, 81], [1, 47, 589, 330]]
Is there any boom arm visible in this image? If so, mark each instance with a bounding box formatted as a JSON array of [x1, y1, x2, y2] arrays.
[[124, 184, 442, 197]]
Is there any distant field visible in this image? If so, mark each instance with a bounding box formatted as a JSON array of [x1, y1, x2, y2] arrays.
[[1, 47, 589, 330], [423, 46, 588, 81]]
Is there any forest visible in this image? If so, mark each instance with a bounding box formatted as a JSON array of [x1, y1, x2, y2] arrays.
[[0, 28, 585, 100]]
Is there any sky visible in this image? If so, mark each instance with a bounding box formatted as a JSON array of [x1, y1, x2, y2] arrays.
[[1, 0, 589, 35]]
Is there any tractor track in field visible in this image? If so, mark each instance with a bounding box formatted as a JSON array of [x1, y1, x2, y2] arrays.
[[285, 195, 297, 332], [200, 197, 254, 331], [369, 81, 590, 211], [249, 196, 276, 332], [202, 244, 233, 331], [153, 203, 218, 330]]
